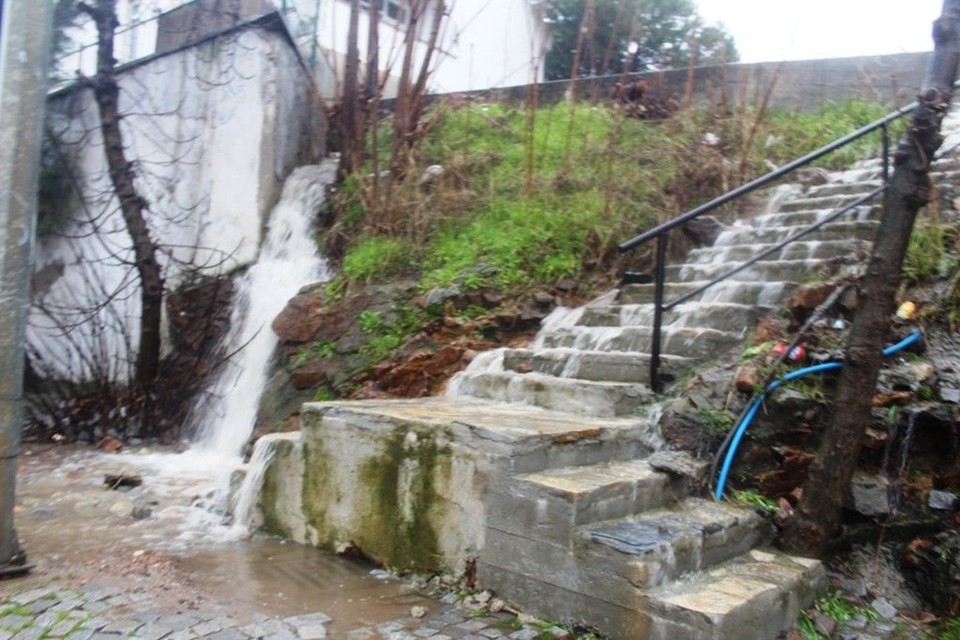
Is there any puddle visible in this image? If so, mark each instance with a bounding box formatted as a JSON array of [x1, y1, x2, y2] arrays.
[[8, 445, 434, 635]]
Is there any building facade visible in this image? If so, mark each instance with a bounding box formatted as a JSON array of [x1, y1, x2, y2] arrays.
[[53, 0, 550, 97]]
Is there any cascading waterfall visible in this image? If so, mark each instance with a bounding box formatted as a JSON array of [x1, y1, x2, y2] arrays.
[[184, 160, 337, 525]]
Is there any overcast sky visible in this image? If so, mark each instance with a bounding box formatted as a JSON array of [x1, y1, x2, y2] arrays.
[[695, 0, 945, 63]]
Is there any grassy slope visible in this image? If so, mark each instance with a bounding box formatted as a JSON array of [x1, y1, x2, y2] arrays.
[[332, 99, 903, 294]]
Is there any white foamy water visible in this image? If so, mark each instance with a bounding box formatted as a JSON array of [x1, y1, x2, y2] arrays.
[[136, 160, 339, 530], [191, 162, 336, 461], [227, 437, 276, 535]]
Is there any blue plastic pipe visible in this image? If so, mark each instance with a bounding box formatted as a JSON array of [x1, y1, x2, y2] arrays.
[[713, 330, 922, 500]]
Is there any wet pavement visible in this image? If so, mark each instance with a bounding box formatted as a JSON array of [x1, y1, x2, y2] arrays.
[[0, 446, 564, 640]]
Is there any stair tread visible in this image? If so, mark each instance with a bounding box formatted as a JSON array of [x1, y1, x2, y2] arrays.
[[503, 346, 694, 361], [519, 459, 662, 495], [646, 549, 825, 613], [584, 498, 761, 556], [547, 325, 742, 337], [463, 369, 650, 387]]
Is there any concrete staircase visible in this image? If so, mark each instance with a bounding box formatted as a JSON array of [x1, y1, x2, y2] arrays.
[[258, 143, 960, 638]]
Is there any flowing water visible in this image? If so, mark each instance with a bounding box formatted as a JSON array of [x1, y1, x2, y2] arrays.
[[12, 160, 436, 632]]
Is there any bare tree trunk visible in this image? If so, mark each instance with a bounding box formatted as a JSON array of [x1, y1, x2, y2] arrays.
[[781, 0, 960, 556], [339, 0, 362, 177], [365, 0, 381, 205], [388, 0, 423, 180], [80, 0, 164, 389]]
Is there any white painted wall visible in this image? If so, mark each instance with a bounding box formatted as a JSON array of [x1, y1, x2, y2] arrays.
[[33, 27, 316, 381], [53, 0, 548, 97], [295, 0, 548, 96]]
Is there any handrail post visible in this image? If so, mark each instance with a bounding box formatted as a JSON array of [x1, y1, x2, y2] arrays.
[[881, 122, 890, 185], [881, 122, 891, 211], [650, 234, 668, 392]]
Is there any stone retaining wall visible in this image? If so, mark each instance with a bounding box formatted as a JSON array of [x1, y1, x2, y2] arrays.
[[431, 52, 931, 112]]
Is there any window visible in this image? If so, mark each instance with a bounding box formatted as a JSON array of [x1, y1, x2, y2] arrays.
[[359, 0, 408, 25]]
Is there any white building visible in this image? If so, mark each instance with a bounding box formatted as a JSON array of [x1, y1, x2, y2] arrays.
[[54, 0, 550, 97]]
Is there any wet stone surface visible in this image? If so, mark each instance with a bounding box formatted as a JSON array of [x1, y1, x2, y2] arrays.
[[0, 586, 548, 640], [2, 446, 562, 640]]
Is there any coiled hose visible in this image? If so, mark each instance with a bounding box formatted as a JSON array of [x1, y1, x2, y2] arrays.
[[711, 330, 923, 500]]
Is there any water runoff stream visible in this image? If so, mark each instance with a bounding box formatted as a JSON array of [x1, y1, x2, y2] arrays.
[[12, 159, 433, 631]]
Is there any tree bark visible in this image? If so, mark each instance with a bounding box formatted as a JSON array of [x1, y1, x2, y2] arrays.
[[81, 0, 164, 389], [339, 0, 361, 178], [781, 0, 960, 556]]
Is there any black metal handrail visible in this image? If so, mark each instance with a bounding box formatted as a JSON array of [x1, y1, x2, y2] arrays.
[[618, 99, 920, 392]]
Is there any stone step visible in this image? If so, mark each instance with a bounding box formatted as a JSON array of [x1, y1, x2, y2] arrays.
[[686, 238, 872, 265], [665, 257, 852, 284], [500, 348, 695, 383], [777, 192, 876, 213], [578, 301, 763, 332], [537, 325, 744, 360], [641, 549, 826, 640], [448, 370, 653, 417], [803, 179, 882, 198], [749, 204, 879, 229], [488, 459, 672, 547], [487, 451, 710, 547], [477, 499, 772, 637], [714, 219, 878, 245], [619, 279, 799, 306], [579, 498, 767, 592]]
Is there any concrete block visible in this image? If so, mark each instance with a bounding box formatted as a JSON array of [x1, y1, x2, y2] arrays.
[[487, 460, 671, 545], [580, 499, 766, 590]]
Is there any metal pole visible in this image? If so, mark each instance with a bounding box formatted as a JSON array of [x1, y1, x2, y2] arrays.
[[649, 234, 668, 393], [0, 0, 54, 568]]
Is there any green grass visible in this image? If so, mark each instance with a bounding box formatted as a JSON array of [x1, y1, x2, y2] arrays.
[[342, 237, 414, 284], [730, 489, 779, 515], [904, 218, 960, 285], [796, 590, 881, 639], [336, 98, 911, 294], [931, 617, 960, 639]]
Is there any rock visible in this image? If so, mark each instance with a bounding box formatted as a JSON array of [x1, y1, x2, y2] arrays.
[[647, 450, 708, 483], [489, 598, 506, 613], [848, 472, 890, 517], [839, 578, 868, 599], [271, 294, 326, 343], [131, 500, 153, 520], [424, 286, 462, 307], [928, 490, 959, 511], [734, 365, 760, 392], [104, 473, 143, 489], [903, 531, 960, 614], [98, 436, 123, 453], [870, 597, 898, 620], [533, 291, 555, 307], [681, 216, 726, 246], [796, 167, 830, 186], [788, 283, 836, 323], [419, 164, 444, 187], [813, 611, 837, 636], [871, 391, 912, 407], [109, 496, 134, 518], [751, 315, 783, 346], [940, 385, 960, 403], [913, 362, 937, 382], [410, 606, 428, 619]]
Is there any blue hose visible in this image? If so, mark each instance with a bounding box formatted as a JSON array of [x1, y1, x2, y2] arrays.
[[713, 330, 922, 500]]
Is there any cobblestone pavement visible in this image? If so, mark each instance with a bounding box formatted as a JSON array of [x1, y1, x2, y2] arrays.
[[0, 581, 570, 640]]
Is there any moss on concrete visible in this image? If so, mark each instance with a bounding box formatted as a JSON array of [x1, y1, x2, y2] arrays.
[[259, 437, 295, 539], [356, 426, 452, 573], [300, 438, 339, 548]]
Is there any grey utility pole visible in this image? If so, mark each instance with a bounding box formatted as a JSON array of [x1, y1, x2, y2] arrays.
[[0, 0, 54, 569]]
